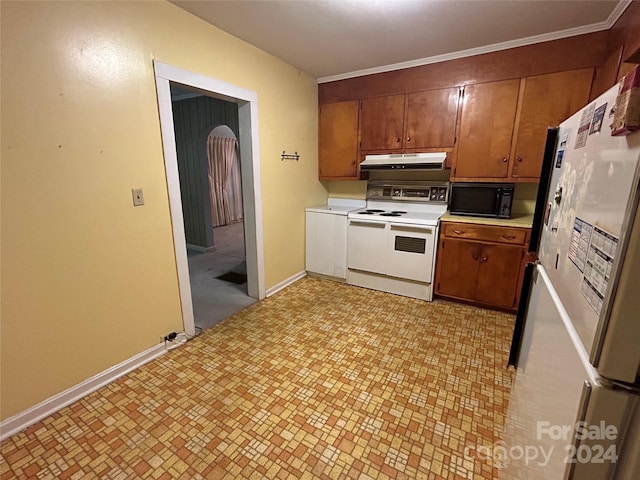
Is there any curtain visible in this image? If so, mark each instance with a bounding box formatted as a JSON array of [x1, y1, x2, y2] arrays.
[[207, 135, 243, 227]]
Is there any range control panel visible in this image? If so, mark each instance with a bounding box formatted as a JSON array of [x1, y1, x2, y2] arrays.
[[366, 182, 449, 204]]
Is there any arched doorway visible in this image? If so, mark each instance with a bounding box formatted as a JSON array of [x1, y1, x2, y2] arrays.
[[207, 125, 243, 229]]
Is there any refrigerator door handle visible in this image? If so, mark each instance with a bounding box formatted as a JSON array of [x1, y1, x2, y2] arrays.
[[528, 127, 559, 252], [508, 261, 538, 368], [565, 381, 593, 480]]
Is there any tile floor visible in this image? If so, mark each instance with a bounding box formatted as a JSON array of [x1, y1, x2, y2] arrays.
[[0, 277, 515, 480]]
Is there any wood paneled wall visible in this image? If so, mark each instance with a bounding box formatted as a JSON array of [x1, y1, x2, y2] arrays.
[[172, 95, 239, 248], [608, 0, 640, 64], [592, 1, 640, 98], [320, 2, 640, 106], [319, 32, 608, 104]]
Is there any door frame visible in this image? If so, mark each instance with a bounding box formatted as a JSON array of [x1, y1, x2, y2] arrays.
[[154, 61, 265, 337]]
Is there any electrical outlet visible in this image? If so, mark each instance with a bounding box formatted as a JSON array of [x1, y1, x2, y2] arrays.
[[162, 332, 178, 343], [132, 188, 144, 206]]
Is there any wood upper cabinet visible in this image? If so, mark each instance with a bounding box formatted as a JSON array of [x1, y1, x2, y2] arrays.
[[319, 100, 359, 179], [359, 94, 405, 151], [435, 222, 530, 310], [405, 88, 460, 148], [318, 68, 594, 181], [453, 68, 593, 181], [359, 87, 460, 152], [455, 79, 521, 179], [509, 68, 594, 180]]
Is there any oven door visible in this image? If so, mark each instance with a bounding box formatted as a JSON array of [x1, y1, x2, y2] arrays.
[[347, 219, 388, 275], [386, 223, 436, 282]]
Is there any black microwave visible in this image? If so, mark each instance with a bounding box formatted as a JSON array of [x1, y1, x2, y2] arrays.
[[449, 183, 514, 219]]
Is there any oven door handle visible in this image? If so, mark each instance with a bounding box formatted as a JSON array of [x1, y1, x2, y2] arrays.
[[348, 220, 387, 228], [390, 223, 434, 234]]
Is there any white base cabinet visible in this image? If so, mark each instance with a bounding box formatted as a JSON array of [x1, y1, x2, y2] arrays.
[[305, 210, 348, 279]]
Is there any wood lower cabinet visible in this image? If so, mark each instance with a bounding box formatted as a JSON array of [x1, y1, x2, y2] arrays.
[[435, 222, 530, 310], [319, 100, 359, 179], [473, 242, 526, 308], [436, 238, 480, 301]]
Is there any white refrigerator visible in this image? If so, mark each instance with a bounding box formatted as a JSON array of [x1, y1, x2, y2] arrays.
[[502, 83, 640, 479]]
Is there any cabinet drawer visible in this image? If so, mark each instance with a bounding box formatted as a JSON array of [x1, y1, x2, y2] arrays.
[[442, 222, 527, 245]]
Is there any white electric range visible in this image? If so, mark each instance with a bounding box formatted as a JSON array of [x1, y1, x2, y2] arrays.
[[346, 181, 449, 301]]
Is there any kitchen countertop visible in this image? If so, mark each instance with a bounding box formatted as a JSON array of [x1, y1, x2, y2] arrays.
[[440, 212, 534, 228], [306, 205, 354, 215], [305, 198, 366, 215]]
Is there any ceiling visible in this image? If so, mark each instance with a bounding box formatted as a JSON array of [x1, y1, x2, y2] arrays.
[[171, 0, 630, 83]]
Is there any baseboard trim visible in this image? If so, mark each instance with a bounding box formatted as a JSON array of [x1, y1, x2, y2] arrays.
[[266, 270, 306, 297], [0, 343, 166, 441], [186, 243, 215, 253]]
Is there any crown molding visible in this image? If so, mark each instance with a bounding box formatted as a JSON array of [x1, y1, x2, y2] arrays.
[[318, 0, 632, 84]]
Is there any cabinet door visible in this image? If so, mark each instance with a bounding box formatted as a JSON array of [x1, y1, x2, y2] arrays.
[[435, 238, 480, 300], [510, 69, 593, 179], [306, 212, 332, 276], [319, 101, 359, 179], [405, 88, 459, 149], [475, 243, 524, 308], [359, 94, 405, 151], [455, 79, 520, 178], [306, 212, 348, 278]]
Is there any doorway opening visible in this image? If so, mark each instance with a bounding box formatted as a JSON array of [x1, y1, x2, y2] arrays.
[[154, 62, 265, 337], [171, 90, 256, 330]]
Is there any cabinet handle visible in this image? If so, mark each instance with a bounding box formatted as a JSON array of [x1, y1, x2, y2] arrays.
[[502, 234, 516, 240], [406, 136, 411, 142], [482, 256, 488, 262], [472, 253, 479, 260], [502, 157, 508, 163], [396, 137, 401, 143], [516, 156, 523, 162], [453, 229, 465, 235]]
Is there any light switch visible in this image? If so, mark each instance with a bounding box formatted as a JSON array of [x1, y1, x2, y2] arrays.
[[132, 188, 144, 206]]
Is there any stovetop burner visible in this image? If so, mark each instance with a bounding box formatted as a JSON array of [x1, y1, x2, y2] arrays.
[[359, 209, 408, 217], [348, 183, 448, 227], [358, 209, 386, 215]]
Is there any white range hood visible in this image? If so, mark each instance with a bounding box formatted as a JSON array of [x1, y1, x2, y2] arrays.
[[360, 152, 447, 171]]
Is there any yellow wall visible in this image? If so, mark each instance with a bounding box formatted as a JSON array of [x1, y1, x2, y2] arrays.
[[0, 0, 327, 419], [324, 180, 367, 199]]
